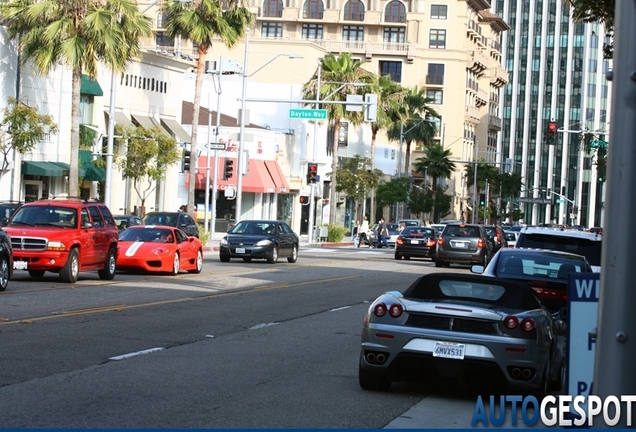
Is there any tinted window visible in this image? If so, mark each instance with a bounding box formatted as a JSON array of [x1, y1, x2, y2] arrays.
[[518, 233, 602, 267], [444, 225, 480, 237], [87, 206, 104, 228], [175, 229, 188, 243], [99, 205, 116, 227]]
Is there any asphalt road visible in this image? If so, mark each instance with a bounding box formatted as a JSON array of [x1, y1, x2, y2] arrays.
[[0, 247, 541, 428]]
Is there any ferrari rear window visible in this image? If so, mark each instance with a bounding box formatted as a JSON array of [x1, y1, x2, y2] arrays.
[[439, 280, 505, 301]]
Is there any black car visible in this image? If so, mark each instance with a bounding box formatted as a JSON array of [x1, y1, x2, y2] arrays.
[[482, 224, 509, 254], [0, 226, 13, 291], [142, 211, 199, 238], [113, 214, 143, 231], [0, 201, 23, 222], [394, 226, 440, 261], [435, 223, 493, 267], [471, 247, 593, 312], [219, 220, 299, 264]]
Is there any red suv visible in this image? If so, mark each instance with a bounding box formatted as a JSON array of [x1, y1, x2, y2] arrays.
[[2, 198, 119, 283]]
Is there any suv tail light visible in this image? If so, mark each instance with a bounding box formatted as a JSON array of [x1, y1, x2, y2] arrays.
[[477, 238, 485, 248], [438, 237, 444, 245]]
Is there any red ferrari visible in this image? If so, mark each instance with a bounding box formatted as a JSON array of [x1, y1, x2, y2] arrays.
[[117, 225, 203, 275]]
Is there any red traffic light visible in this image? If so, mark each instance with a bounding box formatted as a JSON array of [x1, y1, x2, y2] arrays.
[[307, 163, 318, 184], [299, 196, 309, 205], [546, 122, 557, 145], [547, 122, 557, 131]]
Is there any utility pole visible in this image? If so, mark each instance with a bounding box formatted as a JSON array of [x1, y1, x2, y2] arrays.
[[593, 0, 636, 425]]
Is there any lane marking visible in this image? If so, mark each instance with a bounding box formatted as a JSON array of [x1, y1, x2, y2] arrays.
[[249, 322, 279, 330], [108, 347, 164, 361]]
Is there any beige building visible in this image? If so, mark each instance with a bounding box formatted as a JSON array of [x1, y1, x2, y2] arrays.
[[138, 0, 510, 222]]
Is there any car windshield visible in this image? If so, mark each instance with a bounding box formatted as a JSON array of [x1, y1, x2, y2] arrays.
[[10, 205, 77, 228], [387, 224, 400, 234], [120, 227, 173, 243], [496, 252, 589, 280], [143, 213, 177, 226], [519, 233, 602, 267], [230, 221, 277, 235]]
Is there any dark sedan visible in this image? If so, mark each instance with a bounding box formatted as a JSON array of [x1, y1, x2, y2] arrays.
[[113, 214, 143, 231], [394, 226, 440, 261], [471, 248, 593, 312], [219, 220, 299, 264], [143, 211, 199, 238]]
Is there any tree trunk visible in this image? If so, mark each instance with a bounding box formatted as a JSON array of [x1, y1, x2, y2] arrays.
[[188, 45, 207, 219], [404, 140, 412, 176], [329, 117, 339, 224], [369, 128, 377, 222], [69, 68, 82, 197], [431, 176, 438, 223]]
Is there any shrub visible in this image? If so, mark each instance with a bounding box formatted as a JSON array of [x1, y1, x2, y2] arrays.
[[198, 224, 211, 245], [324, 223, 348, 242]]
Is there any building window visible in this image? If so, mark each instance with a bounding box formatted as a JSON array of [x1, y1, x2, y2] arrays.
[[261, 22, 282, 38], [303, 0, 324, 19], [343, 25, 364, 41], [426, 89, 443, 104], [426, 63, 445, 85], [430, 5, 447, 19], [262, 0, 283, 17], [155, 32, 174, 47], [344, 0, 365, 20], [383, 27, 405, 43], [384, 1, 406, 23], [379, 61, 402, 82], [156, 12, 168, 28], [302, 23, 323, 39], [79, 95, 94, 125], [429, 29, 446, 49]]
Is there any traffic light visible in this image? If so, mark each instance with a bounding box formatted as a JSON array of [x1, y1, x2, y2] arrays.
[[183, 150, 191, 172], [546, 121, 558, 145], [223, 158, 234, 180], [479, 193, 486, 206], [364, 93, 378, 122], [307, 162, 318, 184], [299, 195, 309, 205], [546, 188, 551, 199], [561, 186, 566, 196]]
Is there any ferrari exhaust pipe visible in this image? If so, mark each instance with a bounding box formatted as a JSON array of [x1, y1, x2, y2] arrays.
[[375, 353, 386, 364], [511, 368, 522, 378], [366, 353, 376, 363], [522, 368, 532, 379]]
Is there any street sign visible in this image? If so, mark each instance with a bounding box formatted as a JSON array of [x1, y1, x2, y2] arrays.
[[557, 199, 566, 204], [289, 108, 328, 120], [518, 197, 552, 204], [208, 142, 226, 150]]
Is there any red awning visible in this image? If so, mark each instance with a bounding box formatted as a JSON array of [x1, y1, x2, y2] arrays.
[[263, 160, 290, 193], [189, 156, 277, 193]]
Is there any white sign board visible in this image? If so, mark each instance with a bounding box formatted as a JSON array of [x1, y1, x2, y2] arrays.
[[567, 273, 600, 397]]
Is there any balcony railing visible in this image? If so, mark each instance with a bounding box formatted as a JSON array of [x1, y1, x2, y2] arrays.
[[464, 105, 480, 121], [261, 8, 283, 17], [319, 40, 410, 55], [384, 13, 406, 23], [141, 45, 199, 62], [303, 10, 324, 19], [488, 115, 502, 130], [343, 12, 365, 21]]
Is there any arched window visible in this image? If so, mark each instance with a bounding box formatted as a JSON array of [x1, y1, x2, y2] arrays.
[[344, 0, 365, 21], [263, 0, 284, 17], [384, 1, 406, 23], [156, 12, 168, 28], [303, 0, 324, 19]]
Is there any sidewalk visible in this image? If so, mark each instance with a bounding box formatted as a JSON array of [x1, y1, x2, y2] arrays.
[[201, 232, 356, 252]]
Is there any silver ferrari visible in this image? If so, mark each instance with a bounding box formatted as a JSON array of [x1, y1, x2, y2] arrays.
[[359, 273, 567, 394]]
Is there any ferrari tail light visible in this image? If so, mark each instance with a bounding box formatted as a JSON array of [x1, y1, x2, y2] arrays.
[[477, 238, 485, 248], [521, 318, 535, 332], [504, 315, 519, 329], [373, 303, 387, 317], [389, 303, 403, 317]]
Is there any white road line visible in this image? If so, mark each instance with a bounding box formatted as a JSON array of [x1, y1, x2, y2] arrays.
[[329, 306, 352, 312], [249, 322, 279, 330], [108, 347, 165, 361]]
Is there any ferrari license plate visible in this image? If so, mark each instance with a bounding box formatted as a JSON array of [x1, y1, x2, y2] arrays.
[[14, 260, 28, 270], [433, 341, 465, 360], [235, 248, 246, 254]]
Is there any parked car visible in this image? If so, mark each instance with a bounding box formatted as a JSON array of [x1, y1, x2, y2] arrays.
[[219, 220, 299, 264], [142, 211, 199, 238], [2, 198, 118, 283], [0, 201, 23, 221], [358, 272, 567, 394], [435, 223, 493, 268], [503, 230, 519, 248], [0, 225, 13, 291], [370, 222, 400, 248], [113, 214, 143, 231], [398, 219, 425, 228], [482, 224, 509, 253], [357, 228, 377, 248], [117, 225, 203, 274], [394, 226, 440, 261], [589, 227, 603, 235], [515, 226, 602, 272], [471, 247, 593, 312]]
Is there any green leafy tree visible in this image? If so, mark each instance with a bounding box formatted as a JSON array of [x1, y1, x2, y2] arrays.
[[413, 144, 455, 222], [376, 176, 411, 212], [164, 0, 252, 218], [0, 96, 58, 175], [302, 53, 372, 224], [115, 125, 180, 216], [1, 0, 152, 196], [407, 184, 434, 219], [330, 154, 382, 222], [566, 0, 614, 58]]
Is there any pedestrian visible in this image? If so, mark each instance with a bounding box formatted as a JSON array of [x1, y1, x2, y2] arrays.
[[374, 217, 390, 249], [398, 221, 407, 233], [352, 220, 360, 248], [178, 205, 186, 212], [358, 216, 370, 248]]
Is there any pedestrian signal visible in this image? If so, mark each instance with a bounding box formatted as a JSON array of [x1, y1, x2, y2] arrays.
[[307, 163, 318, 184], [299, 196, 309, 205]]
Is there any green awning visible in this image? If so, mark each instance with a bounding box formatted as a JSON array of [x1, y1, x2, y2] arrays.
[[79, 150, 105, 182], [81, 74, 104, 96], [22, 161, 71, 177]]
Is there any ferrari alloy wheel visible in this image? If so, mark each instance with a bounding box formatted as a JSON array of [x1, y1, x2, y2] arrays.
[[60, 248, 79, 284], [189, 250, 203, 274], [358, 365, 391, 392], [98, 247, 117, 280], [0, 256, 8, 291], [171, 253, 180, 275], [267, 246, 279, 264], [28, 270, 45, 278], [287, 245, 298, 263]]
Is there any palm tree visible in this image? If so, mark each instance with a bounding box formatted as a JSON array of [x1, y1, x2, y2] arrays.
[[164, 0, 252, 218], [413, 144, 455, 222], [301, 53, 371, 224], [1, 0, 152, 196]]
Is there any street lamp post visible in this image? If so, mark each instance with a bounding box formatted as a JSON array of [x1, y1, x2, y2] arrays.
[[308, 64, 321, 243], [203, 64, 222, 237], [235, 30, 302, 222]]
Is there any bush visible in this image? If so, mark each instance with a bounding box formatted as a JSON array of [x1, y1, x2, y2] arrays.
[[324, 223, 348, 243], [198, 224, 211, 245]]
